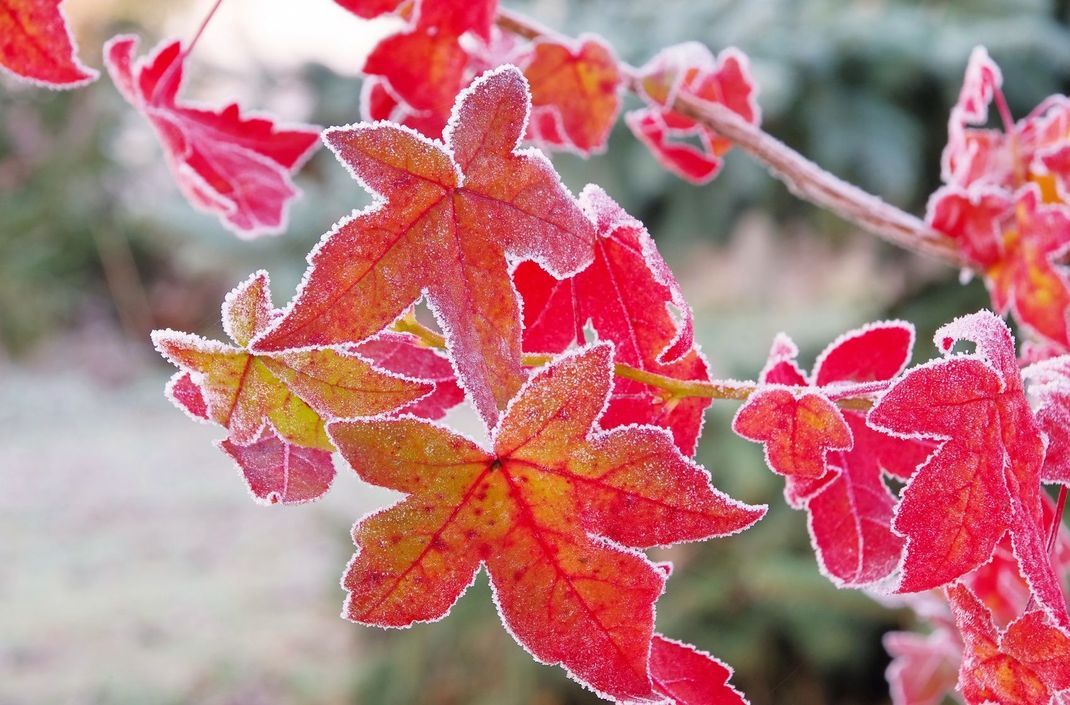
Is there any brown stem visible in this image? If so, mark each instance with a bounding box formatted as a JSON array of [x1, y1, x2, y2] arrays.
[[495, 9, 965, 267], [392, 317, 875, 410]]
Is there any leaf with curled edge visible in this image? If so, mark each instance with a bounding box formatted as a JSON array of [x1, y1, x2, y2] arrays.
[[736, 323, 934, 587], [219, 426, 336, 505], [327, 344, 764, 703], [869, 311, 1069, 629], [649, 635, 748, 705], [103, 35, 320, 238], [253, 66, 595, 429], [153, 270, 433, 451], [0, 0, 98, 88], [626, 43, 759, 185], [513, 185, 706, 454], [947, 582, 1070, 705], [521, 35, 622, 156], [733, 388, 853, 481]]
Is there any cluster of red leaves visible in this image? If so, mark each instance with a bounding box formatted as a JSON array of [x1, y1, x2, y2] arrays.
[[345, 0, 625, 156], [883, 506, 1070, 705], [734, 311, 1070, 703], [14, 6, 1070, 702], [733, 322, 930, 587], [155, 270, 460, 504], [343, 0, 760, 180], [928, 48, 1070, 353], [627, 43, 761, 184], [153, 67, 762, 703]]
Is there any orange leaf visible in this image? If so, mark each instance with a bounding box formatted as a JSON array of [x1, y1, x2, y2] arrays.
[[154, 271, 432, 450], [523, 35, 623, 155], [254, 66, 596, 427], [328, 344, 764, 701]]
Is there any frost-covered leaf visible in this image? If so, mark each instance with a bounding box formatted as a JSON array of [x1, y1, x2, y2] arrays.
[[649, 635, 748, 705], [104, 35, 320, 238], [328, 344, 764, 702], [219, 426, 336, 505], [254, 66, 595, 428], [1024, 355, 1070, 484], [154, 271, 432, 450], [352, 331, 464, 420], [733, 389, 852, 480], [513, 185, 706, 453], [869, 312, 1069, 628], [626, 43, 759, 184], [360, 0, 497, 137], [929, 186, 1070, 350], [947, 582, 1070, 705], [521, 35, 622, 155], [735, 323, 932, 586], [0, 0, 97, 88]]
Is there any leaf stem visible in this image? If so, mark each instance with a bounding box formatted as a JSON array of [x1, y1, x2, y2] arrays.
[[391, 316, 876, 410], [494, 9, 965, 267], [185, 0, 226, 58], [1047, 485, 1068, 555], [150, 0, 226, 105]]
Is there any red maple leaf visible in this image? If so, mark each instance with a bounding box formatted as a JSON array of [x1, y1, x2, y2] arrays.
[[649, 635, 748, 705], [253, 66, 596, 428], [521, 35, 623, 156], [103, 35, 321, 238], [219, 427, 336, 505], [327, 344, 764, 702], [734, 323, 928, 586], [626, 43, 760, 184], [733, 388, 852, 481], [352, 331, 464, 420], [360, 0, 497, 137], [869, 312, 1069, 629], [513, 185, 707, 454], [947, 582, 1070, 705], [0, 0, 97, 88]]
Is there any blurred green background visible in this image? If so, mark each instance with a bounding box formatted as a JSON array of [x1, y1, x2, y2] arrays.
[[3, 0, 1069, 703]]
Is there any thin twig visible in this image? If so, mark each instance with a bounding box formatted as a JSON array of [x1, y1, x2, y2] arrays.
[[392, 316, 876, 410], [495, 8, 965, 266]]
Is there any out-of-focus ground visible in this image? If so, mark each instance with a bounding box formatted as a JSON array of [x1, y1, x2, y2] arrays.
[[0, 351, 391, 705]]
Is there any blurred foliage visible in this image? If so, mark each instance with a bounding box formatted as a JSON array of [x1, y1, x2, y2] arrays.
[[2, 1, 1069, 704]]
